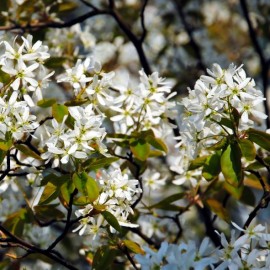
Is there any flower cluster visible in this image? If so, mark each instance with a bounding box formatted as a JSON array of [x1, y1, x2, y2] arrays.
[[171, 63, 267, 187], [180, 63, 266, 158], [136, 223, 270, 270], [73, 168, 142, 236], [110, 70, 176, 135], [41, 104, 106, 167], [0, 35, 53, 106], [58, 57, 177, 137], [0, 92, 38, 140]]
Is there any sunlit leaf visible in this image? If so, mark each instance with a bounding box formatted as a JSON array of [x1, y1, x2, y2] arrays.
[[130, 139, 150, 161], [206, 199, 229, 222], [37, 98, 57, 108], [44, 57, 66, 68], [73, 172, 99, 202], [238, 139, 256, 161], [52, 103, 69, 123], [83, 157, 119, 171], [101, 211, 122, 233], [92, 246, 118, 270], [188, 156, 208, 170], [149, 193, 185, 210], [15, 144, 42, 160], [39, 182, 60, 205], [221, 141, 243, 187], [247, 128, 270, 152], [123, 240, 145, 255], [202, 152, 221, 181]]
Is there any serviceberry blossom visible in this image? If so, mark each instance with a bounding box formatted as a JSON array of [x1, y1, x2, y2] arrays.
[[110, 69, 176, 135], [0, 92, 38, 140], [171, 63, 268, 187], [41, 104, 106, 167], [0, 34, 52, 104], [136, 225, 270, 270], [73, 167, 142, 236]]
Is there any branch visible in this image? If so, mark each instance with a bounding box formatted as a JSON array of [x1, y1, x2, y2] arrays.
[[242, 191, 270, 233], [109, 8, 152, 75], [172, 0, 205, 71], [0, 10, 109, 31], [47, 189, 77, 251], [0, 224, 78, 270], [0, 151, 11, 182], [239, 0, 270, 129], [139, 0, 149, 42]]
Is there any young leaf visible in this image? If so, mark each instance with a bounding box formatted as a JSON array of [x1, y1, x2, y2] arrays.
[[238, 139, 256, 161], [188, 156, 208, 170], [123, 240, 145, 255], [52, 103, 69, 123], [92, 246, 118, 270], [34, 204, 65, 221], [247, 128, 270, 152], [130, 139, 150, 161], [0, 138, 12, 151], [83, 157, 119, 171], [146, 135, 168, 153], [72, 172, 99, 202], [0, 150, 6, 166], [37, 98, 57, 108], [15, 144, 42, 160], [101, 211, 122, 233], [149, 193, 185, 209], [202, 152, 221, 181], [206, 199, 229, 222], [38, 182, 60, 205], [221, 141, 243, 187]]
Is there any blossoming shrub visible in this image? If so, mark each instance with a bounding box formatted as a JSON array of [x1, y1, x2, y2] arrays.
[[0, 1, 270, 270]]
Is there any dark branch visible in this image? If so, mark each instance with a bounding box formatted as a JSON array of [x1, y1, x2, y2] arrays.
[[239, 0, 270, 129]]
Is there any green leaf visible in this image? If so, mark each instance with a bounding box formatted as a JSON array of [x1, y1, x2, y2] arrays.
[[130, 139, 150, 161], [65, 99, 88, 106], [240, 186, 255, 206], [0, 150, 6, 166], [188, 156, 208, 170], [123, 240, 145, 255], [219, 117, 234, 130], [44, 57, 66, 68], [202, 152, 221, 181], [224, 182, 243, 199], [57, 1, 78, 12], [34, 204, 65, 221], [149, 193, 185, 210], [245, 161, 263, 170], [238, 139, 256, 161], [221, 141, 243, 187], [73, 172, 99, 202], [60, 180, 75, 204], [37, 98, 57, 108], [101, 211, 122, 233], [92, 246, 118, 270], [0, 138, 12, 151], [15, 144, 42, 160], [83, 157, 119, 171], [146, 135, 168, 153], [207, 137, 227, 151], [206, 199, 229, 222], [52, 103, 69, 123], [40, 173, 69, 187], [0, 68, 11, 83], [39, 182, 60, 205], [247, 128, 270, 152], [3, 209, 29, 237]]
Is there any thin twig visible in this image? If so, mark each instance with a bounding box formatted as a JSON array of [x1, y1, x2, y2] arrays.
[[239, 0, 270, 128]]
